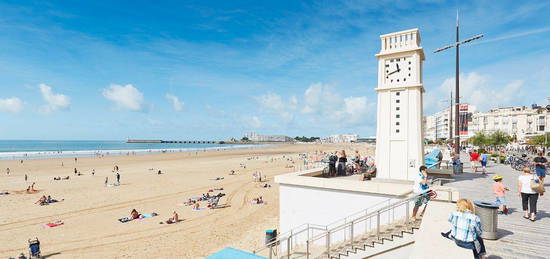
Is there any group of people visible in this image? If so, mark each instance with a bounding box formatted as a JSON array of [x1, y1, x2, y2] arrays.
[[326, 150, 376, 180], [468, 150, 490, 174], [35, 195, 61, 205], [412, 165, 486, 258]]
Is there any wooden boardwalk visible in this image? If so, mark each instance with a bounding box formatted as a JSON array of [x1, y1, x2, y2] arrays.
[[446, 156, 550, 259]]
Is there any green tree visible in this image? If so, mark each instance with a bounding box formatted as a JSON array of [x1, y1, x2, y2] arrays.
[[488, 130, 512, 147], [528, 133, 550, 147], [241, 136, 250, 142], [469, 132, 490, 147]]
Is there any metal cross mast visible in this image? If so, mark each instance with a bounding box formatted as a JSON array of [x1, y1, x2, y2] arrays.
[[433, 11, 484, 159]]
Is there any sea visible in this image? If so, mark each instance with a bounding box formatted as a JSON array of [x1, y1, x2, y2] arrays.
[[0, 140, 257, 160]]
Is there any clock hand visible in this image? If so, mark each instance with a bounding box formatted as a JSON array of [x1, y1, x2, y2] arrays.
[[387, 69, 399, 76], [396, 63, 400, 71]]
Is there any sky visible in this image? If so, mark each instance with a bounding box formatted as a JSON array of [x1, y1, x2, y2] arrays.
[[0, 0, 549, 140]]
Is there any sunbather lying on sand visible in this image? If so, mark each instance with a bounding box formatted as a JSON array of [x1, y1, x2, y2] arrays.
[[35, 195, 48, 205], [130, 209, 141, 219]]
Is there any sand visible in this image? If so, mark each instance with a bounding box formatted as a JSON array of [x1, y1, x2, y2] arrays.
[[0, 143, 374, 258]]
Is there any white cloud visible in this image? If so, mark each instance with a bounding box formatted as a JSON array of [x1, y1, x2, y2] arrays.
[[256, 93, 294, 123], [165, 93, 184, 111], [255, 83, 374, 128], [250, 116, 262, 128], [430, 72, 524, 113], [102, 84, 144, 111], [0, 97, 23, 113], [38, 83, 70, 113]]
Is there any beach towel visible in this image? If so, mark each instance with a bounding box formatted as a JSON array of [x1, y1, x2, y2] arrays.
[[192, 208, 204, 211], [44, 222, 64, 228], [140, 213, 158, 218], [118, 217, 132, 223]]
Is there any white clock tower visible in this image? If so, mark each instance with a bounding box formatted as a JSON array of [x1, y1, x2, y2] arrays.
[[375, 28, 425, 181]]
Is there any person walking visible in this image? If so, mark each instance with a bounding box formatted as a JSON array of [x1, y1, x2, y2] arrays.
[[328, 153, 337, 177], [480, 151, 489, 175], [533, 152, 548, 183], [411, 165, 430, 221], [518, 167, 540, 221], [441, 199, 486, 259], [116, 172, 121, 184], [470, 150, 480, 173], [337, 150, 347, 176]]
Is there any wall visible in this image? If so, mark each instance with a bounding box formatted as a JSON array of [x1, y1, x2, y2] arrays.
[[279, 183, 405, 247]]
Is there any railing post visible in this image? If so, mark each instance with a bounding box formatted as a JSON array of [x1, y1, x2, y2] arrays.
[[406, 201, 410, 224], [287, 237, 291, 259], [326, 231, 331, 258], [376, 211, 380, 238], [269, 246, 273, 259], [350, 221, 354, 249], [306, 240, 310, 259]]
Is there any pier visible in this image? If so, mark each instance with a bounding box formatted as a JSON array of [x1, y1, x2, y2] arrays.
[[127, 139, 222, 144]]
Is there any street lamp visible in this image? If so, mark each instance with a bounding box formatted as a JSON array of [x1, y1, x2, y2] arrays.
[[433, 11, 484, 160]]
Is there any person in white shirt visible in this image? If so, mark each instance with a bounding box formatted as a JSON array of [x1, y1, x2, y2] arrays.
[[412, 165, 430, 221], [518, 167, 540, 221]]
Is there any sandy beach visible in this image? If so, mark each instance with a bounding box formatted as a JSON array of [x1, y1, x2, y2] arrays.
[[0, 143, 373, 258]]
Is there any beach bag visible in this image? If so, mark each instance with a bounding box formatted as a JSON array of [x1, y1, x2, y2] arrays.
[[531, 175, 545, 194]]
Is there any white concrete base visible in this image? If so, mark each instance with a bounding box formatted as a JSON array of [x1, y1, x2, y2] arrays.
[[410, 201, 472, 259]]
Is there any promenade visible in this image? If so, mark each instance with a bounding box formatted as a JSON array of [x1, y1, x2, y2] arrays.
[[446, 156, 550, 259]]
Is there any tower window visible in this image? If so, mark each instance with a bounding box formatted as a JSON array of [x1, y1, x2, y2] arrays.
[[396, 115, 400, 118], [396, 122, 400, 126], [396, 107, 400, 111], [396, 100, 400, 103], [396, 92, 400, 96], [396, 129, 400, 133]]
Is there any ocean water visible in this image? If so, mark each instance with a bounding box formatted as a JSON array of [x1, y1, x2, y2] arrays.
[[0, 140, 256, 160]]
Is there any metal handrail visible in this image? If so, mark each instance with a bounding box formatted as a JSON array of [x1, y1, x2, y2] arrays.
[[253, 198, 392, 255], [307, 193, 419, 243], [254, 189, 454, 258]]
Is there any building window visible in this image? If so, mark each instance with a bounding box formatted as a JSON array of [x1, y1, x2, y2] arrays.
[[396, 100, 400, 103], [396, 115, 400, 118], [396, 129, 400, 133], [396, 107, 400, 111], [396, 92, 400, 96], [396, 122, 400, 126]]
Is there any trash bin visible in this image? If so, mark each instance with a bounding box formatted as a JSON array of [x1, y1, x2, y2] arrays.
[[474, 201, 499, 240], [265, 229, 277, 246], [453, 162, 463, 174]]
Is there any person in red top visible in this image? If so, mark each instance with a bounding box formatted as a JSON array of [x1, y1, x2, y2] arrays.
[[470, 151, 480, 173], [493, 175, 509, 214]]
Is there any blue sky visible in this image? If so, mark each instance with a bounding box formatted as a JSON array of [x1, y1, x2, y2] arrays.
[[0, 0, 549, 140]]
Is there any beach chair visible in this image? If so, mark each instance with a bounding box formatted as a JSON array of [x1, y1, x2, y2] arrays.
[[208, 196, 220, 209], [28, 238, 40, 258]]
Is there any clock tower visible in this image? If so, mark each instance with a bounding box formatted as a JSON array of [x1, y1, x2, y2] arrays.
[[375, 28, 425, 181]]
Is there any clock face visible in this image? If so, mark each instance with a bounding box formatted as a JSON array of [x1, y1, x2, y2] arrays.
[[384, 56, 413, 84]]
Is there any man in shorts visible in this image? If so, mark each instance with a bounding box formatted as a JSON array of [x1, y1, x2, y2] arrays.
[[534, 152, 548, 183], [412, 166, 430, 221], [470, 150, 480, 173]]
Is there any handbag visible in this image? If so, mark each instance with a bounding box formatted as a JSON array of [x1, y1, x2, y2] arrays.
[[530, 175, 545, 194]]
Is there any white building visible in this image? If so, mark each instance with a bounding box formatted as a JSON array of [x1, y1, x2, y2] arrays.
[[328, 134, 359, 143], [470, 105, 550, 142], [245, 131, 294, 142], [423, 104, 477, 142]]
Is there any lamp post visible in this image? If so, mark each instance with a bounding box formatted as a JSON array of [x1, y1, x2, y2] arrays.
[[433, 11, 484, 160]]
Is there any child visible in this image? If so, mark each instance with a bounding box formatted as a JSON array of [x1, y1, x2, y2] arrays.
[[493, 175, 509, 215]]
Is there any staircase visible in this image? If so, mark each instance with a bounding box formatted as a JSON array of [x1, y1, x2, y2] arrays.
[[320, 219, 421, 259], [252, 192, 442, 259]]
